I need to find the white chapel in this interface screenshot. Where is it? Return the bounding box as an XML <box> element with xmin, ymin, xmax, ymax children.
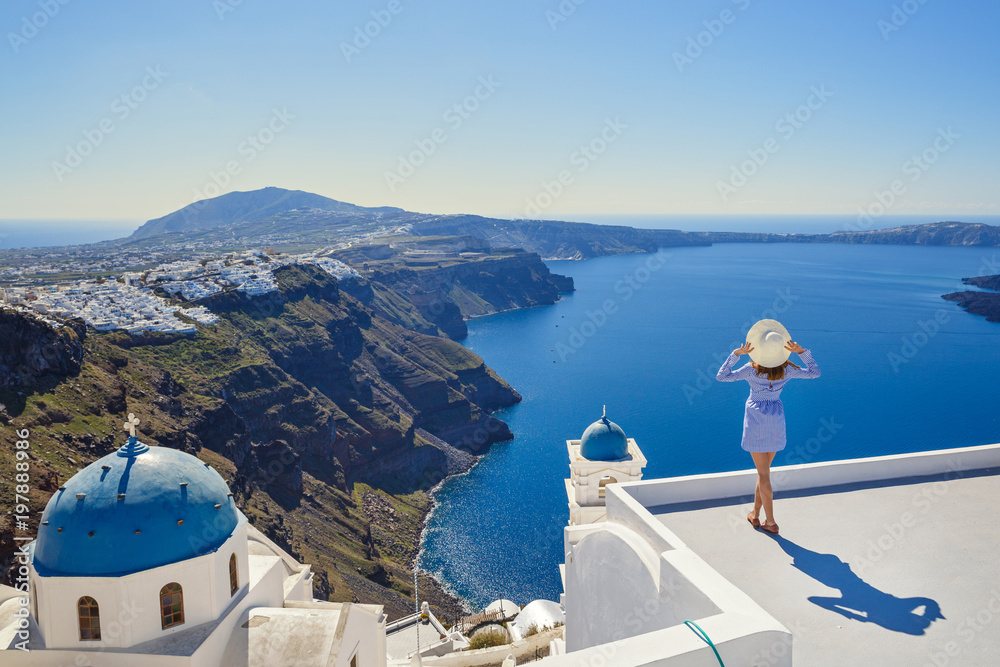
<box><xmin>0</xmin><ymin>415</ymin><xmax>386</xmax><ymax>666</ymax></box>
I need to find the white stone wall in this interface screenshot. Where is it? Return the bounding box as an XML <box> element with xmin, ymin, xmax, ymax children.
<box><xmin>32</xmin><ymin>523</ymin><xmax>249</xmax><ymax>649</ymax></box>
<box><xmin>334</xmin><ymin>604</ymin><xmax>387</xmax><ymax>667</ymax></box>
<box><xmin>197</xmin><ymin>552</ymin><xmax>288</xmax><ymax>667</ymax></box>
<box><xmin>563</xmin><ymin>523</ymin><xmax>719</xmax><ymax>652</ymax></box>
<box><xmin>566</xmin><ymin>438</ymin><xmax>646</xmax><ymax>526</ymax></box>
<box><xmin>7</xmin><ymin>552</ymin><xmax>289</xmax><ymax>667</ymax></box>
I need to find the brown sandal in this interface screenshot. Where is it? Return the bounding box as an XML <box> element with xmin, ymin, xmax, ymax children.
<box><xmin>761</xmin><ymin>521</ymin><xmax>779</xmax><ymax>534</ymax></box>
<box><xmin>747</xmin><ymin>513</ymin><xmax>761</xmax><ymax>529</ymax></box>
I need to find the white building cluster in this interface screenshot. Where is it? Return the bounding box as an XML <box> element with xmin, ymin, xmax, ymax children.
<box><xmin>0</xmin><ymin>249</ymin><xmax>360</xmax><ymax>335</ymax></box>
<box><xmin>161</xmin><ymin>279</ymin><xmax>223</xmax><ymax>302</ymax></box>
<box><xmin>220</xmin><ymin>261</ymin><xmax>278</xmax><ymax>296</ymax></box>
<box><xmin>295</xmin><ymin>255</ymin><xmax>361</xmax><ymax>281</ymax></box>
<box><xmin>144</xmin><ymin>249</ymin><xmax>360</xmax><ymax>299</ymax></box>
<box><xmin>16</xmin><ymin>282</ymin><xmax>218</xmax><ymax>334</ymax></box>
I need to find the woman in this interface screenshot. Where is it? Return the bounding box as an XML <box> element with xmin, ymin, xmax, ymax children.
<box><xmin>716</xmin><ymin>319</ymin><xmax>820</xmax><ymax>534</ymax></box>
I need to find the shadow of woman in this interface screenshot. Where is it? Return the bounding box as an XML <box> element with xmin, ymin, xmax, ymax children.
<box><xmin>769</xmin><ymin>534</ymin><xmax>944</xmax><ymax>635</ymax></box>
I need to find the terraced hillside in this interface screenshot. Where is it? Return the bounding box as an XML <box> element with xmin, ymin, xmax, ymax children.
<box><xmin>0</xmin><ymin>256</ymin><xmax>572</xmax><ymax>620</ymax></box>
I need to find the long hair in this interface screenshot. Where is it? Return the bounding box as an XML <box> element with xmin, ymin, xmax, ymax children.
<box><xmin>753</xmin><ymin>360</ymin><xmax>800</xmax><ymax>382</ymax></box>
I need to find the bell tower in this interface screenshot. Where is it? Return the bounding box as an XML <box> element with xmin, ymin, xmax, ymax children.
<box><xmin>565</xmin><ymin>407</ymin><xmax>646</xmax><ymax>526</ymax></box>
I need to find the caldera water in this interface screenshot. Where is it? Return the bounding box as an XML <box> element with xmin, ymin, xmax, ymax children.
<box><xmin>418</xmin><ymin>243</ymin><xmax>1000</xmax><ymax>609</ymax></box>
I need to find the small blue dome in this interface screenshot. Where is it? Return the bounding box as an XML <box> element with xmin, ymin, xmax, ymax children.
<box><xmin>580</xmin><ymin>414</ymin><xmax>629</xmax><ymax>461</ymax></box>
<box><xmin>34</xmin><ymin>440</ymin><xmax>242</xmax><ymax>577</ymax></box>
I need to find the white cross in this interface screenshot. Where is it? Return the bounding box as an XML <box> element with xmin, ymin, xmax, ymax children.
<box><xmin>124</xmin><ymin>413</ymin><xmax>140</xmax><ymax>439</ymax></box>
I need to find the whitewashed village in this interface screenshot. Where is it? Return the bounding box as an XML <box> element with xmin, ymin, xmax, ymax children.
<box><xmin>0</xmin><ymin>249</ymin><xmax>360</xmax><ymax>335</ymax></box>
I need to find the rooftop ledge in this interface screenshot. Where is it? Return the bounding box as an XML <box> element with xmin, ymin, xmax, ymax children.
<box><xmin>579</xmin><ymin>443</ymin><xmax>1000</xmax><ymax>666</ymax></box>
<box><xmin>617</xmin><ymin>443</ymin><xmax>1000</xmax><ymax>512</ymax></box>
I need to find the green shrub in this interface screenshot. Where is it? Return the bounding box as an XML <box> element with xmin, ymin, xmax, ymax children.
<box><xmin>468</xmin><ymin>630</ymin><xmax>508</xmax><ymax>650</ymax></box>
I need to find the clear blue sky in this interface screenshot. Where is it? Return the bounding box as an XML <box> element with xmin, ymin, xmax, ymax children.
<box><xmin>1</xmin><ymin>0</ymin><xmax>997</xmax><ymax>224</ymax></box>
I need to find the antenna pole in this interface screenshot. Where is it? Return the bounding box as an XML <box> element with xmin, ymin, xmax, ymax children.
<box><xmin>414</xmin><ymin>569</ymin><xmax>422</xmax><ymax>666</ymax></box>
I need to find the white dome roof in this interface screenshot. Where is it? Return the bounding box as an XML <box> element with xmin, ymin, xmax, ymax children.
<box><xmin>509</xmin><ymin>599</ymin><xmax>564</xmax><ymax>642</ymax></box>
<box><xmin>484</xmin><ymin>599</ymin><xmax>520</xmax><ymax>620</ymax></box>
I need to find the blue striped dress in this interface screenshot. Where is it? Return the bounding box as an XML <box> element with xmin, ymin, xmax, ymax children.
<box><xmin>716</xmin><ymin>350</ymin><xmax>821</xmax><ymax>453</ymax></box>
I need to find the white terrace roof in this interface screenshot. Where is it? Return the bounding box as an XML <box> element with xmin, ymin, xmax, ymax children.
<box><xmin>622</xmin><ymin>444</ymin><xmax>1000</xmax><ymax>666</ymax></box>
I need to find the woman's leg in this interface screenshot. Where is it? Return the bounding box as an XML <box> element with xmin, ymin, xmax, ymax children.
<box><xmin>751</xmin><ymin>452</ymin><xmax>776</xmax><ymax>525</ymax></box>
<box><xmin>752</xmin><ymin>477</ymin><xmax>763</xmax><ymax>520</ymax></box>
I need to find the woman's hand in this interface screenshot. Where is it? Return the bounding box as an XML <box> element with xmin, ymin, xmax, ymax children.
<box><xmin>785</xmin><ymin>340</ymin><xmax>805</xmax><ymax>354</ymax></box>
<box><xmin>734</xmin><ymin>341</ymin><xmax>754</xmax><ymax>356</ymax></box>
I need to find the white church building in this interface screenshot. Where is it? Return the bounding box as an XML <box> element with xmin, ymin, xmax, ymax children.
<box><xmin>0</xmin><ymin>417</ymin><xmax>386</xmax><ymax>666</ymax></box>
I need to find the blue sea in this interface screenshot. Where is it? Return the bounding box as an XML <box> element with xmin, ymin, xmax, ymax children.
<box><xmin>418</xmin><ymin>243</ymin><xmax>1000</xmax><ymax>609</ymax></box>
<box><xmin>0</xmin><ymin>220</ymin><xmax>138</xmax><ymax>249</ymax></box>
<box><xmin>557</xmin><ymin>214</ymin><xmax>1000</xmax><ymax>234</ymax></box>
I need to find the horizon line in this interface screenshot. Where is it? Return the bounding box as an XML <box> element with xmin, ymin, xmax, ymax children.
<box><xmin>4</xmin><ymin>212</ymin><xmax>1000</xmax><ymax>224</ymax></box>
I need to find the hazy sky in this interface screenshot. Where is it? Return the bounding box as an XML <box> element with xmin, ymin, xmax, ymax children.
<box><xmin>1</xmin><ymin>0</ymin><xmax>997</xmax><ymax>223</ymax></box>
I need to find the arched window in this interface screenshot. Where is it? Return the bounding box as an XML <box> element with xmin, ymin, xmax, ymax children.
<box><xmin>159</xmin><ymin>583</ymin><xmax>184</xmax><ymax>629</ymax></box>
<box><xmin>78</xmin><ymin>596</ymin><xmax>101</xmax><ymax>641</ymax></box>
<box><xmin>229</xmin><ymin>553</ymin><xmax>239</xmax><ymax>596</ymax></box>
<box><xmin>598</xmin><ymin>476</ymin><xmax>619</xmax><ymax>499</ymax></box>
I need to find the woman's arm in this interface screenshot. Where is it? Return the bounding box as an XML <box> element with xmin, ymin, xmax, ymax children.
<box><xmin>785</xmin><ymin>348</ymin><xmax>821</xmax><ymax>379</ymax></box>
<box><xmin>716</xmin><ymin>344</ymin><xmax>754</xmax><ymax>382</ymax></box>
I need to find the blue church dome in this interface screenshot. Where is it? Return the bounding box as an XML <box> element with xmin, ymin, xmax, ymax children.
<box><xmin>33</xmin><ymin>438</ymin><xmax>243</xmax><ymax>577</ymax></box>
<box><xmin>580</xmin><ymin>410</ymin><xmax>629</xmax><ymax>461</ymax></box>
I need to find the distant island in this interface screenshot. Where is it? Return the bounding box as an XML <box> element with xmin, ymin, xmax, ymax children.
<box><xmin>413</xmin><ymin>217</ymin><xmax>1000</xmax><ymax>259</ymax></box>
<box><xmin>131</xmin><ymin>186</ymin><xmax>404</xmax><ymax>239</ymax></box>
<box><xmin>942</xmin><ymin>275</ymin><xmax>1000</xmax><ymax>323</ymax></box>
<box><xmin>126</xmin><ymin>188</ymin><xmax>1000</xmax><ymax>261</ymax></box>
<box><xmin>3</xmin><ymin>188</ymin><xmax>999</xmax><ymax>283</ymax></box>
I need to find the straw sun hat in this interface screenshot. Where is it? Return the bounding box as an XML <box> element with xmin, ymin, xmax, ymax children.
<box><xmin>745</xmin><ymin>319</ymin><xmax>792</xmax><ymax>368</ymax></box>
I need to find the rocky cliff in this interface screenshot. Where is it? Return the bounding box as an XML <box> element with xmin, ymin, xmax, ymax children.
<box><xmin>410</xmin><ymin>215</ymin><xmax>711</xmax><ymax>259</ymax></box>
<box><xmin>699</xmin><ymin>221</ymin><xmax>1000</xmax><ymax>247</ymax></box>
<box><xmin>962</xmin><ymin>274</ymin><xmax>1000</xmax><ymax>291</ymax></box>
<box><xmin>336</xmin><ymin>245</ymin><xmax>574</xmax><ymax>340</ymax></box>
<box><xmin>0</xmin><ymin>310</ymin><xmax>86</xmax><ymax>390</ymax></box>
<box><xmin>942</xmin><ymin>274</ymin><xmax>1000</xmax><ymax>323</ymax></box>
<box><xmin>0</xmin><ymin>259</ymin><xmax>571</xmax><ymax>620</ymax></box>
